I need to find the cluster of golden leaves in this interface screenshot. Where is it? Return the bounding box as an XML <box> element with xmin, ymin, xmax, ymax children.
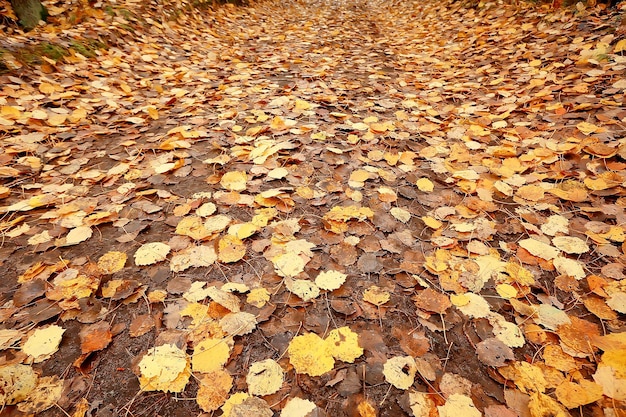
<box><xmin>1</xmin><ymin>0</ymin><xmax>626</xmax><ymax>415</ymax></box>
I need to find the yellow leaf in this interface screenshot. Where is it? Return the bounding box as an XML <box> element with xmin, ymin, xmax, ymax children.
<box><xmin>138</xmin><ymin>344</ymin><xmax>190</xmax><ymax>392</ymax></box>
<box><xmin>421</xmin><ymin>216</ymin><xmax>443</xmax><ymax>229</ymax></box>
<box><xmin>246</xmin><ymin>359</ymin><xmax>284</xmax><ymax>396</ymax></box>
<box><xmin>295</xmin><ymin>99</ymin><xmax>312</xmax><ymax>110</ymax></box>
<box><xmin>496</xmin><ymin>284</ymin><xmax>518</xmax><ymax>299</ymax></box>
<box><xmin>204</xmin><ymin>214</ymin><xmax>232</xmax><ymax>233</ymax></box>
<box><xmin>288</xmin><ymin>333</ymin><xmax>335</xmax><ymax>376</ymax></box>
<box><xmin>552</xmin><ymin>236</ymin><xmax>589</xmax><ymax>254</ymax></box>
<box><xmin>437</xmin><ymin>394</ymin><xmax>481</xmax><ymax>417</ymax></box>
<box><xmin>267</xmin><ymin>167</ymin><xmax>289</xmax><ymax>179</ymax></box>
<box><xmin>1</xmin><ymin>105</ymin><xmax>21</xmax><ymax>119</ymax></box>
<box><xmin>325</xmin><ymin>326</ymin><xmax>363</xmax><ymax>363</ymax></box>
<box><xmin>170</xmin><ymin>245</ymin><xmax>217</xmax><ymax>272</ymax></box>
<box><xmin>16</xmin><ymin>375</ymin><xmax>63</xmax><ymax>414</ymax></box>
<box><xmin>221</xmin><ymin>392</ymin><xmax>251</xmax><ymax>417</ymax></box>
<box><xmin>615</xmin><ymin>39</ymin><xmax>626</xmax><ymax>53</ymax></box>
<box><xmin>196</xmin><ymin>202</ymin><xmax>217</xmax><ymax>217</ymax></box>
<box><xmin>200</xmin><ymin>287</ymin><xmax>237</xmax><ymax>313</ymax></box>
<box><xmin>528</xmin><ymin>392</ymin><xmax>570</xmax><ymax>417</ymax></box>
<box><xmin>416</xmin><ymin>178</ymin><xmax>434</xmax><ymax>192</ymax></box>
<box><xmin>553</xmin><ymin>256</ymin><xmax>586</xmax><ymax>280</ymax></box>
<box><xmin>219</xmin><ymin>312</ymin><xmax>257</xmax><ymax>336</ymax></box>
<box><xmin>228</xmin><ymin>222</ymin><xmax>259</xmax><ymax>239</ymax></box>
<box><xmin>378</xmin><ymin>186</ymin><xmax>397</xmax><ymax>202</ymax></box>
<box><xmin>285</xmin><ymin>277</ymin><xmax>320</xmax><ymax>302</ymax></box>
<box><xmin>147</xmin><ymin>106</ymin><xmax>159</xmax><ymax>120</ymax></box>
<box><xmin>363</xmin><ymin>285</ymin><xmax>390</xmax><ymax>306</ymax></box>
<box><xmin>65</xmin><ymin>226</ymin><xmax>93</xmax><ymax>245</ymax></box>
<box><xmin>518</xmin><ymin>238</ymin><xmax>559</xmax><ymax>260</ymax></box>
<box><xmin>192</xmin><ymin>338</ymin><xmax>232</xmax><ymax>373</ymax></box>
<box><xmin>134</xmin><ymin>242</ymin><xmax>170</xmax><ymax>266</ymax></box>
<box><xmin>47</xmin><ymin>114</ymin><xmax>67</xmax><ymax>126</ymax></box>
<box><xmin>221</xmin><ymin>171</ymin><xmax>247</xmax><ymax>191</ymax></box>
<box><xmin>218</xmin><ymin>235</ymin><xmax>246</xmax><ymax>263</ymax></box>
<box><xmin>383</xmin><ymin>356</ymin><xmax>417</xmax><ymax>389</ymax></box>
<box><xmin>176</xmin><ymin>216</ymin><xmax>212</xmax><ymax>240</ymax></box>
<box><xmin>46</xmin><ymin>269</ymin><xmax>99</xmax><ymax>302</ymax></box>
<box><xmin>197</xmin><ymin>370</ymin><xmax>233</xmax><ymax>412</ymax></box>
<box><xmin>555</xmin><ymin>379</ymin><xmax>603</xmax><ymax>408</ymax></box>
<box><xmin>499</xmin><ymin>361</ymin><xmax>547</xmax><ymax>394</ymax></box>
<box><xmin>348</xmin><ymin>169</ymin><xmax>372</xmax><ymax>188</ymax></box>
<box><xmin>273</xmin><ymin>252</ymin><xmax>306</xmax><ymax>277</ymax></box>
<box><xmin>22</xmin><ymin>325</ymin><xmax>65</xmax><ymax>363</ymax></box>
<box><xmin>454</xmin><ymin>292</ymin><xmax>491</xmax><ymax>318</ymax></box>
<box><xmin>282</xmin><ymin>398</ymin><xmax>318</xmax><ymax>417</ymax></box>
<box><xmin>576</xmin><ymin>121</ymin><xmax>599</xmax><ymax>135</ymax></box>
<box><xmin>247</xmin><ymin>288</ymin><xmax>270</xmax><ymax>307</ymax></box>
<box><xmin>315</xmin><ymin>270</ymin><xmax>347</xmax><ymax>291</ymax></box>
<box><xmin>0</xmin><ymin>364</ymin><xmax>38</xmax><ymax>405</ymax></box>
<box><xmin>147</xmin><ymin>290</ymin><xmax>167</xmax><ymax>303</ymax></box>
<box><xmin>409</xmin><ymin>391</ymin><xmax>436</xmax><ymax>417</ymax></box>
<box><xmin>97</xmin><ymin>251</ymin><xmax>127</xmax><ymax>274</ymax></box>
<box><xmin>390</xmin><ymin>207</ymin><xmax>411</xmax><ymax>223</ymax></box>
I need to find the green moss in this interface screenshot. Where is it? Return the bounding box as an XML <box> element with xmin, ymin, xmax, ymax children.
<box><xmin>38</xmin><ymin>42</ymin><xmax>67</xmax><ymax>60</ymax></box>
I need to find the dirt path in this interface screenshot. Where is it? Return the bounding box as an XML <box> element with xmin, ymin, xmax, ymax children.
<box><xmin>1</xmin><ymin>0</ymin><xmax>626</xmax><ymax>415</ymax></box>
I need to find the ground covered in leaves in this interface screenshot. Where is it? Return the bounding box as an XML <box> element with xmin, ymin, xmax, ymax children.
<box><xmin>1</xmin><ymin>0</ymin><xmax>626</xmax><ymax>415</ymax></box>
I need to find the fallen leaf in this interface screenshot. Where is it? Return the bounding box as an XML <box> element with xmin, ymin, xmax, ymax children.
<box><xmin>246</xmin><ymin>359</ymin><xmax>284</xmax><ymax>396</ymax></box>
<box><xmin>197</xmin><ymin>370</ymin><xmax>233</xmax><ymax>412</ymax></box>
<box><xmin>281</xmin><ymin>397</ymin><xmax>318</xmax><ymax>417</ymax></box>
<box><xmin>363</xmin><ymin>285</ymin><xmax>391</xmax><ymax>306</ymax></box>
<box><xmin>0</xmin><ymin>364</ymin><xmax>38</xmax><ymax>405</ymax></box>
<box><xmin>192</xmin><ymin>337</ymin><xmax>232</xmax><ymax>373</ymax></box>
<box><xmin>138</xmin><ymin>344</ymin><xmax>191</xmax><ymax>392</ymax></box>
<box><xmin>437</xmin><ymin>394</ymin><xmax>481</xmax><ymax>417</ymax></box>
<box><xmin>325</xmin><ymin>326</ymin><xmax>363</xmax><ymax>363</ymax></box>
<box><xmin>22</xmin><ymin>325</ymin><xmax>65</xmax><ymax>363</ymax></box>
<box><xmin>134</xmin><ymin>242</ymin><xmax>170</xmax><ymax>266</ymax></box>
<box><xmin>383</xmin><ymin>356</ymin><xmax>417</xmax><ymax>390</ymax></box>
<box><xmin>288</xmin><ymin>333</ymin><xmax>334</xmax><ymax>376</ymax></box>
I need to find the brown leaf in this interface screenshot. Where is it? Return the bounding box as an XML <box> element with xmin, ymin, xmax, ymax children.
<box><xmin>79</xmin><ymin>321</ymin><xmax>113</xmax><ymax>354</ymax></box>
<box><xmin>413</xmin><ymin>288</ymin><xmax>451</xmax><ymax>314</ymax></box>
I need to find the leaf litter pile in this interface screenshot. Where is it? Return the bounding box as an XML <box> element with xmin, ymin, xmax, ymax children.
<box><xmin>1</xmin><ymin>0</ymin><xmax>626</xmax><ymax>415</ymax></box>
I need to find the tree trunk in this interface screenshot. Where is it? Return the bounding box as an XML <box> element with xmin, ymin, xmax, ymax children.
<box><xmin>10</xmin><ymin>0</ymin><xmax>47</xmax><ymax>31</ymax></box>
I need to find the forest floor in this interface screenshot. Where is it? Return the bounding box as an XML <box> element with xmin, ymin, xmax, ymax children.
<box><xmin>1</xmin><ymin>0</ymin><xmax>626</xmax><ymax>415</ymax></box>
